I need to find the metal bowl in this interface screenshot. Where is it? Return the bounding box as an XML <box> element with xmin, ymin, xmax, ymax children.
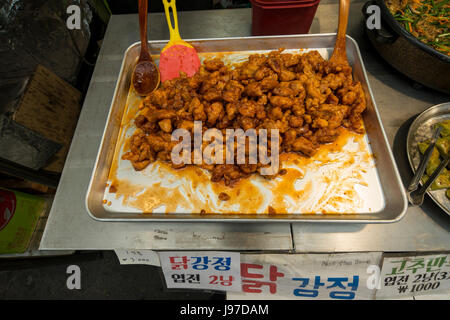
<box><xmin>407</xmin><ymin>102</ymin><xmax>450</xmax><ymax>215</ymax></box>
<box><xmin>363</xmin><ymin>0</ymin><xmax>450</xmax><ymax>94</ymax></box>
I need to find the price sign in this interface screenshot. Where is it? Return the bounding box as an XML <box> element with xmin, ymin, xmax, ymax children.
<box><xmin>376</xmin><ymin>253</ymin><xmax>450</xmax><ymax>299</ymax></box>
<box><xmin>159</xmin><ymin>251</ymin><xmax>241</xmax><ymax>292</ymax></box>
<box><xmin>228</xmin><ymin>252</ymin><xmax>382</xmax><ymax>300</ymax></box>
<box><xmin>114</xmin><ymin>249</ymin><xmax>161</xmax><ymax>266</ymax></box>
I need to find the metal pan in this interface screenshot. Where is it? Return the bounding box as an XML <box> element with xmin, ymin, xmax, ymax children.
<box><xmin>407</xmin><ymin>102</ymin><xmax>450</xmax><ymax>216</ymax></box>
<box><xmin>85</xmin><ymin>33</ymin><xmax>407</xmax><ymax>223</ymax></box>
<box><xmin>363</xmin><ymin>0</ymin><xmax>450</xmax><ymax>94</ymax></box>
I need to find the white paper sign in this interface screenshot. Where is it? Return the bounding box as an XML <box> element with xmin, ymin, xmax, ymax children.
<box><xmin>159</xmin><ymin>251</ymin><xmax>241</xmax><ymax>292</ymax></box>
<box><xmin>114</xmin><ymin>249</ymin><xmax>161</xmax><ymax>266</ymax></box>
<box><xmin>376</xmin><ymin>253</ymin><xmax>450</xmax><ymax>299</ymax></box>
<box><xmin>227</xmin><ymin>252</ymin><xmax>382</xmax><ymax>300</ymax></box>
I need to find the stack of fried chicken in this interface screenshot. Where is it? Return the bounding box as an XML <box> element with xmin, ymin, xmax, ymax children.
<box><xmin>122</xmin><ymin>49</ymin><xmax>366</xmax><ymax>186</ymax></box>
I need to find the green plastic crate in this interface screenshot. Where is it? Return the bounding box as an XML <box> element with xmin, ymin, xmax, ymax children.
<box><xmin>0</xmin><ymin>188</ymin><xmax>46</xmax><ymax>254</ymax></box>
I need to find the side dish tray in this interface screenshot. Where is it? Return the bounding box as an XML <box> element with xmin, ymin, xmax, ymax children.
<box><xmin>86</xmin><ymin>34</ymin><xmax>407</xmax><ymax>223</ymax></box>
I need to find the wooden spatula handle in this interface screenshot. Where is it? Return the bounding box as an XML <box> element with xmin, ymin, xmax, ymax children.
<box><xmin>138</xmin><ymin>0</ymin><xmax>151</xmax><ymax>61</ymax></box>
<box><xmin>331</xmin><ymin>0</ymin><xmax>350</xmax><ymax>63</ymax></box>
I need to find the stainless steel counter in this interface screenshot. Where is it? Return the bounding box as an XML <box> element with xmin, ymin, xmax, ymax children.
<box><xmin>40</xmin><ymin>1</ymin><xmax>450</xmax><ymax>252</ymax></box>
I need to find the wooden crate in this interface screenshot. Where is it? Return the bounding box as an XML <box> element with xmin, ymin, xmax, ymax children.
<box><xmin>13</xmin><ymin>65</ymin><xmax>82</xmax><ymax>173</ymax></box>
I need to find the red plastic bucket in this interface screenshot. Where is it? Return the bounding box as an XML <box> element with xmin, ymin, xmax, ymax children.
<box><xmin>253</xmin><ymin>0</ymin><xmax>317</xmax><ymax>5</ymax></box>
<box><xmin>250</xmin><ymin>0</ymin><xmax>320</xmax><ymax>36</ymax></box>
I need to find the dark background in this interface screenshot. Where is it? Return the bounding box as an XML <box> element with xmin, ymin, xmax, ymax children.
<box><xmin>108</xmin><ymin>0</ymin><xmax>251</xmax><ymax>14</ymax></box>
<box><xmin>0</xmin><ymin>251</ymin><xmax>225</xmax><ymax>299</ymax></box>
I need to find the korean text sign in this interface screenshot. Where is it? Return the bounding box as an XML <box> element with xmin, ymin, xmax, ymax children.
<box><xmin>159</xmin><ymin>251</ymin><xmax>241</xmax><ymax>291</ymax></box>
<box><xmin>377</xmin><ymin>253</ymin><xmax>450</xmax><ymax>299</ymax></box>
<box><xmin>228</xmin><ymin>252</ymin><xmax>382</xmax><ymax>300</ymax></box>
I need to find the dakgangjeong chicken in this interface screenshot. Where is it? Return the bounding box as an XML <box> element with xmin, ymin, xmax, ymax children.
<box><xmin>122</xmin><ymin>49</ymin><xmax>367</xmax><ymax>186</ymax></box>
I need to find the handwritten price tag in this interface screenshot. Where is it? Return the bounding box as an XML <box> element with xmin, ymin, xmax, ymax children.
<box><xmin>114</xmin><ymin>249</ymin><xmax>161</xmax><ymax>266</ymax></box>
<box><xmin>377</xmin><ymin>253</ymin><xmax>450</xmax><ymax>299</ymax></box>
<box><xmin>159</xmin><ymin>251</ymin><xmax>241</xmax><ymax>292</ymax></box>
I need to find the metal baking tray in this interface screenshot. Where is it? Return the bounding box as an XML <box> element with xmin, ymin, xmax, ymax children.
<box><xmin>86</xmin><ymin>34</ymin><xmax>407</xmax><ymax>223</ymax></box>
<box><xmin>407</xmin><ymin>102</ymin><xmax>450</xmax><ymax>216</ymax></box>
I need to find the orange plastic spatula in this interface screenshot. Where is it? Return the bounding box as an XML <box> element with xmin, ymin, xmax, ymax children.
<box><xmin>159</xmin><ymin>0</ymin><xmax>201</xmax><ymax>82</ymax></box>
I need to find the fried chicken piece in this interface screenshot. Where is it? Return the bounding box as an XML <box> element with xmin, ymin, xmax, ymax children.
<box><xmin>273</xmin><ymin>85</ymin><xmax>295</xmax><ymax>97</ymax></box>
<box><xmin>291</xmin><ymin>136</ymin><xmax>317</xmax><ymax>157</ymax></box>
<box><xmin>147</xmin><ymin>90</ymin><xmax>168</xmax><ymax>108</ymax></box>
<box><xmin>141</xmin><ymin>107</ymin><xmax>177</xmax><ymax>124</ymax></box>
<box><xmin>226</xmin><ymin>102</ymin><xmax>238</xmax><ymax>120</ymax></box>
<box><xmin>267</xmin><ymin>56</ymin><xmax>282</xmax><ymax>73</ymax></box>
<box><xmin>260</xmin><ymin>75</ymin><xmax>279</xmax><ymax>90</ymax></box>
<box><xmin>204</xmin><ymin>58</ymin><xmax>224</xmax><ymax>72</ymax></box>
<box><xmin>158</xmin><ymin>119</ymin><xmax>172</xmax><ymax>133</ymax></box>
<box><xmin>238</xmin><ymin>115</ymin><xmax>258</xmax><ymax>131</ymax></box>
<box><xmin>239</xmin><ymin>100</ymin><xmax>257</xmax><ymax>118</ymax></box>
<box><xmin>206</xmin><ymin>102</ymin><xmax>224</xmax><ymax>126</ymax></box>
<box><xmin>289</xmin><ymin>80</ymin><xmax>305</xmax><ymax>96</ymax></box>
<box><xmin>189</xmin><ymin>97</ymin><xmax>207</xmax><ymax>121</ymax></box>
<box><xmin>240</xmin><ymin>61</ymin><xmax>260</xmax><ymax>79</ymax></box>
<box><xmin>289</xmin><ymin>115</ymin><xmax>304</xmax><ymax>128</ymax></box>
<box><xmin>218</xmin><ymin>192</ymin><xmax>231</xmax><ymax>201</ymax></box>
<box><xmin>281</xmin><ymin>53</ymin><xmax>301</xmax><ymax>67</ymax></box>
<box><xmin>178</xmin><ymin>120</ymin><xmax>195</xmax><ymax>132</ymax></box>
<box><xmin>314</xmin><ymin>128</ymin><xmax>339</xmax><ymax>144</ymax></box>
<box><xmin>223</xmin><ymin>80</ymin><xmax>244</xmax><ymax>103</ymax></box>
<box><xmin>245</xmin><ymin>82</ymin><xmax>263</xmax><ymax>97</ymax></box>
<box><xmin>135</xmin><ymin>115</ymin><xmax>158</xmax><ymax>133</ymax></box>
<box><xmin>254</xmin><ymin>67</ymin><xmax>273</xmax><ymax>81</ymax></box>
<box><xmin>283</xmin><ymin>129</ymin><xmax>297</xmax><ymax>148</ymax></box>
<box><xmin>279</xmin><ymin>69</ymin><xmax>296</xmax><ymax>82</ymax></box>
<box><xmin>211</xmin><ymin>164</ymin><xmax>246</xmax><ymax>185</ymax></box>
<box><xmin>203</xmin><ymin>89</ymin><xmax>222</xmax><ymax>102</ymax></box>
<box><xmin>254</xmin><ymin>103</ymin><xmax>267</xmax><ymax>120</ymax></box>
<box><xmin>270</xmin><ymin>96</ymin><xmax>293</xmax><ymax>109</ymax></box>
<box><xmin>239</xmin><ymin>164</ymin><xmax>258</xmax><ymax>174</ymax></box>
<box><xmin>269</xmin><ymin>107</ymin><xmax>283</xmax><ymax>120</ymax></box>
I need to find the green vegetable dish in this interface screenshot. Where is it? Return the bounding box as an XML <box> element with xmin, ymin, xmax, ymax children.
<box><xmin>385</xmin><ymin>0</ymin><xmax>450</xmax><ymax>56</ymax></box>
<box><xmin>418</xmin><ymin>119</ymin><xmax>450</xmax><ymax>196</ymax></box>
